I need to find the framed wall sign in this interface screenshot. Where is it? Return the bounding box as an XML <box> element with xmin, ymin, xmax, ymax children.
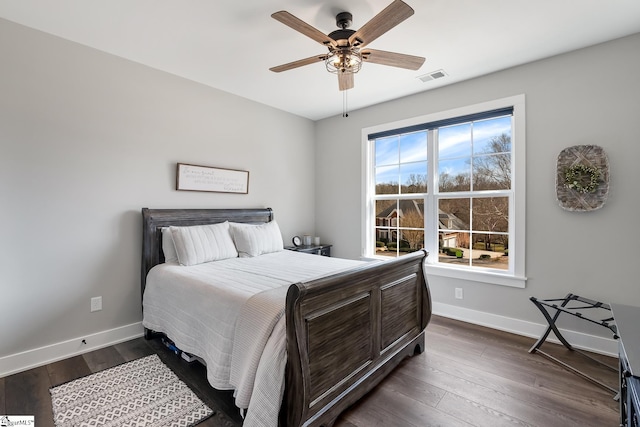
<box><xmin>176</xmin><ymin>163</ymin><xmax>249</xmax><ymax>194</ymax></box>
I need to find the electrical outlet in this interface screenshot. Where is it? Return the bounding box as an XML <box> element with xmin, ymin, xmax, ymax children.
<box><xmin>455</xmin><ymin>288</ymin><xmax>463</xmax><ymax>299</ymax></box>
<box><xmin>91</xmin><ymin>296</ymin><xmax>102</xmax><ymax>312</ymax></box>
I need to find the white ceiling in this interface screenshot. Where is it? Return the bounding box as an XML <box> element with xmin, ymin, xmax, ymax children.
<box><xmin>2</xmin><ymin>1</ymin><xmax>640</xmax><ymax>120</ymax></box>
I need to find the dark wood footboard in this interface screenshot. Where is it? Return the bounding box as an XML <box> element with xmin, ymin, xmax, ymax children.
<box><xmin>284</xmin><ymin>249</ymin><xmax>431</xmax><ymax>427</ymax></box>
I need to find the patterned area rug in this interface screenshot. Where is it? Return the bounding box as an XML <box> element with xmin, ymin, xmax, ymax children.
<box><xmin>50</xmin><ymin>354</ymin><xmax>214</xmax><ymax>427</ymax></box>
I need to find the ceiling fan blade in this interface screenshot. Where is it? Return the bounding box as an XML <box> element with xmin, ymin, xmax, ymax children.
<box><xmin>338</xmin><ymin>72</ymin><xmax>354</xmax><ymax>91</ymax></box>
<box><xmin>348</xmin><ymin>0</ymin><xmax>414</xmax><ymax>48</ymax></box>
<box><xmin>362</xmin><ymin>48</ymin><xmax>425</xmax><ymax>70</ymax></box>
<box><xmin>270</xmin><ymin>54</ymin><xmax>327</xmax><ymax>73</ymax></box>
<box><xmin>272</xmin><ymin>11</ymin><xmax>337</xmax><ymax>47</ymax></box>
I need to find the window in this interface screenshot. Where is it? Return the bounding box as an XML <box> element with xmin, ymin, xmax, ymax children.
<box><xmin>362</xmin><ymin>95</ymin><xmax>526</xmax><ymax>288</ymax></box>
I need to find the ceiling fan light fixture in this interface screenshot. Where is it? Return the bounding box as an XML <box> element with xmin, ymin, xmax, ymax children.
<box><xmin>325</xmin><ymin>49</ymin><xmax>362</xmax><ymax>74</ymax></box>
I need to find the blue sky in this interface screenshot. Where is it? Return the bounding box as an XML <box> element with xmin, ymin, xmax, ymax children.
<box><xmin>375</xmin><ymin>131</ymin><xmax>427</xmax><ymax>189</ymax></box>
<box><xmin>375</xmin><ymin>115</ymin><xmax>511</xmax><ymax>190</ymax></box>
<box><xmin>439</xmin><ymin>116</ymin><xmax>511</xmax><ymax>160</ymax></box>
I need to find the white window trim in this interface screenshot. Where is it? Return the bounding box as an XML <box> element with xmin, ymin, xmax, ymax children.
<box><xmin>361</xmin><ymin>95</ymin><xmax>527</xmax><ymax>288</ymax></box>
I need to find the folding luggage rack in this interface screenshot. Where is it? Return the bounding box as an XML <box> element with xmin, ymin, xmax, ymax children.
<box><xmin>529</xmin><ymin>293</ymin><xmax>619</xmax><ymax>397</ymax></box>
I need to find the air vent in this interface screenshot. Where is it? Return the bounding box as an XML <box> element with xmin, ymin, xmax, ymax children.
<box><xmin>418</xmin><ymin>69</ymin><xmax>447</xmax><ymax>82</ymax></box>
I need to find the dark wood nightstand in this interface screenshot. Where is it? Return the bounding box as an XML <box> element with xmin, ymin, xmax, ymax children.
<box><xmin>284</xmin><ymin>244</ymin><xmax>332</xmax><ymax>257</ymax></box>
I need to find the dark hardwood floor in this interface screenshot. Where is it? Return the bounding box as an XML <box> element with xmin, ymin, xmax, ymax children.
<box><xmin>0</xmin><ymin>316</ymin><xmax>619</xmax><ymax>426</ymax></box>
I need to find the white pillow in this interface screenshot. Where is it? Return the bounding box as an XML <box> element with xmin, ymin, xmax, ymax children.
<box><xmin>161</xmin><ymin>227</ymin><xmax>179</xmax><ymax>263</ymax></box>
<box><xmin>230</xmin><ymin>220</ymin><xmax>284</xmax><ymax>258</ymax></box>
<box><xmin>170</xmin><ymin>222</ymin><xmax>238</xmax><ymax>266</ymax></box>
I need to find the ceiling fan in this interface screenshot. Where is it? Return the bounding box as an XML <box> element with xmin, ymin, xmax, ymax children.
<box><xmin>269</xmin><ymin>0</ymin><xmax>425</xmax><ymax>91</ymax></box>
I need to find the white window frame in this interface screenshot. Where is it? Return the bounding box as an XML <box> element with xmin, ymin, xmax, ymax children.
<box><xmin>361</xmin><ymin>95</ymin><xmax>526</xmax><ymax>288</ymax></box>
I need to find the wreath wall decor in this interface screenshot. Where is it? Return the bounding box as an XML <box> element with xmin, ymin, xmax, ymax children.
<box><xmin>564</xmin><ymin>164</ymin><xmax>601</xmax><ymax>194</ymax></box>
<box><xmin>556</xmin><ymin>145</ymin><xmax>609</xmax><ymax>211</ymax></box>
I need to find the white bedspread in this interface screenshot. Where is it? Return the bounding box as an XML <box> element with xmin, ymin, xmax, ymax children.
<box><xmin>231</xmin><ymin>286</ymin><xmax>289</xmax><ymax>426</ymax></box>
<box><xmin>142</xmin><ymin>250</ymin><xmax>363</xmax><ymax>426</ymax></box>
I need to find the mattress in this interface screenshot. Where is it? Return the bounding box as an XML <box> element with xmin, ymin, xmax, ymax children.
<box><xmin>142</xmin><ymin>250</ymin><xmax>363</xmax><ymax>425</ymax></box>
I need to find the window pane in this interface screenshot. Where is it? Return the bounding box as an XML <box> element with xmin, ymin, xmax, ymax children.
<box><xmin>398</xmin><ymin>199</ymin><xmax>424</xmax><ymax>228</ymax></box>
<box><xmin>438</xmin><ymin>123</ymin><xmax>471</xmax><ymax>159</ymax></box>
<box><xmin>381</xmin><ymin>201</ymin><xmax>399</xmax><ymax>230</ymax></box>
<box><xmin>472</xmin><ymin>117</ymin><xmax>511</xmax><ymax>191</ymax></box>
<box><xmin>438</xmin><ymin>198</ymin><xmax>470</xmax><ymax>231</ymax></box>
<box><xmin>400</xmin><ymin>132</ymin><xmax>427</xmax><ymax>163</ymax></box>
<box><xmin>375</xmin><ymin>136</ymin><xmax>398</xmax><ymax>166</ymax></box>
<box><xmin>374</xmin><ymin>198</ymin><xmax>425</xmax><ymax>258</ymax></box>
<box><xmin>399</xmin><ymin>229</ymin><xmax>424</xmax><ymax>252</ymax></box>
<box><xmin>400</xmin><ymin>162</ymin><xmax>427</xmax><ymax>193</ymax></box>
<box><xmin>439</xmin><ymin>158</ymin><xmax>470</xmax><ymax>192</ymax></box>
<box><xmin>438</xmin><ymin>198</ymin><xmax>470</xmax><ymax>266</ymax></box>
<box><xmin>379</xmin><ymin>231</ymin><xmax>399</xmax><ymax>258</ymax></box>
<box><xmin>473</xmin><ymin>153</ymin><xmax>511</xmax><ymax>190</ymax></box>
<box><xmin>376</xmin><ymin>200</ymin><xmax>397</xmax><ymax>225</ymax></box>
<box><xmin>376</xmin><ymin>240</ymin><xmax>397</xmax><ymax>257</ymax></box>
<box><xmin>471</xmin><ymin>233</ymin><xmax>509</xmax><ymax>270</ymax></box>
<box><xmin>472</xmin><ymin>197</ymin><xmax>509</xmax><ymax>232</ymax></box>
<box><xmin>375</xmin><ymin>165</ymin><xmax>399</xmax><ymax>194</ymax></box>
<box><xmin>375</xmin><ymin>199</ymin><xmax>397</xmax><ymax>257</ymax></box>
<box><xmin>439</xmin><ymin>231</ymin><xmax>470</xmax><ymax>265</ymax></box>
<box><xmin>472</xmin><ymin>116</ymin><xmax>512</xmax><ymax>155</ymax></box>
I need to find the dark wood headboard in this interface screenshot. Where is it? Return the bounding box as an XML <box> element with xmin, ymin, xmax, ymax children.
<box><xmin>140</xmin><ymin>207</ymin><xmax>274</xmax><ymax>297</ymax></box>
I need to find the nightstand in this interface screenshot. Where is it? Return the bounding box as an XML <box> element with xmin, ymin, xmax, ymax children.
<box><xmin>285</xmin><ymin>244</ymin><xmax>332</xmax><ymax>257</ymax></box>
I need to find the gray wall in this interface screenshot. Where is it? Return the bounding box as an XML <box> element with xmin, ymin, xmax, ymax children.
<box><xmin>0</xmin><ymin>19</ymin><xmax>316</xmax><ymax>361</ymax></box>
<box><xmin>2</xmin><ymin>16</ymin><xmax>638</xmax><ymax>370</ymax></box>
<box><xmin>315</xmin><ymin>33</ymin><xmax>640</xmax><ymax>336</ymax></box>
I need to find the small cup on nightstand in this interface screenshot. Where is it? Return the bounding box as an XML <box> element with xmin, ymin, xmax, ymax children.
<box><xmin>313</xmin><ymin>236</ymin><xmax>320</xmax><ymax>245</ymax></box>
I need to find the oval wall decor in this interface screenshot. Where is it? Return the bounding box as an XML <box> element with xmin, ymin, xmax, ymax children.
<box><xmin>556</xmin><ymin>145</ymin><xmax>609</xmax><ymax>211</ymax></box>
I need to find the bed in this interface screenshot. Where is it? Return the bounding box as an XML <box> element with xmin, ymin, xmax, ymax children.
<box><xmin>141</xmin><ymin>207</ymin><xmax>431</xmax><ymax>427</ymax></box>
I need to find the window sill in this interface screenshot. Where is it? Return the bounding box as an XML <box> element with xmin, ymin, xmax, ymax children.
<box><xmin>361</xmin><ymin>254</ymin><xmax>526</xmax><ymax>288</ymax></box>
<box><xmin>425</xmin><ymin>264</ymin><xmax>527</xmax><ymax>288</ymax></box>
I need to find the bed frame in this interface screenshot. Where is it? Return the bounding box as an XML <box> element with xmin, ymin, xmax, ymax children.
<box><xmin>141</xmin><ymin>207</ymin><xmax>431</xmax><ymax>427</ymax></box>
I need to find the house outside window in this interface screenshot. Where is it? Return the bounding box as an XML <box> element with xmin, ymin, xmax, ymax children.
<box><xmin>362</xmin><ymin>95</ymin><xmax>526</xmax><ymax>288</ymax></box>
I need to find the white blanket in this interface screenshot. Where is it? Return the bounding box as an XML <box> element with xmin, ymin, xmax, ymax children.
<box><xmin>231</xmin><ymin>287</ymin><xmax>289</xmax><ymax>427</ymax></box>
<box><xmin>230</xmin><ymin>285</ymin><xmax>288</xmax><ymax>407</ymax></box>
<box><xmin>142</xmin><ymin>250</ymin><xmax>363</xmax><ymax>426</ymax></box>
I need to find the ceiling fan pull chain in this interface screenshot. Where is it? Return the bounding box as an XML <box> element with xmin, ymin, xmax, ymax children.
<box><xmin>343</xmin><ymin>90</ymin><xmax>349</xmax><ymax>118</ymax></box>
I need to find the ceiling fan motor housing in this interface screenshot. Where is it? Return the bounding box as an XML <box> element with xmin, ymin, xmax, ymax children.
<box><xmin>336</xmin><ymin>12</ymin><xmax>352</xmax><ymax>29</ymax></box>
<box><xmin>328</xmin><ymin>28</ymin><xmax>356</xmax><ymax>42</ymax></box>
<box><xmin>329</xmin><ymin>12</ymin><xmax>355</xmax><ymax>43</ymax></box>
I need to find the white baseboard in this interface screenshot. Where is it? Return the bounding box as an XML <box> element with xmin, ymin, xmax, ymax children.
<box><xmin>1</xmin><ymin>305</ymin><xmax>618</xmax><ymax>378</ymax></box>
<box><xmin>432</xmin><ymin>302</ymin><xmax>618</xmax><ymax>357</ymax></box>
<box><xmin>0</xmin><ymin>322</ymin><xmax>144</xmax><ymax>378</ymax></box>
